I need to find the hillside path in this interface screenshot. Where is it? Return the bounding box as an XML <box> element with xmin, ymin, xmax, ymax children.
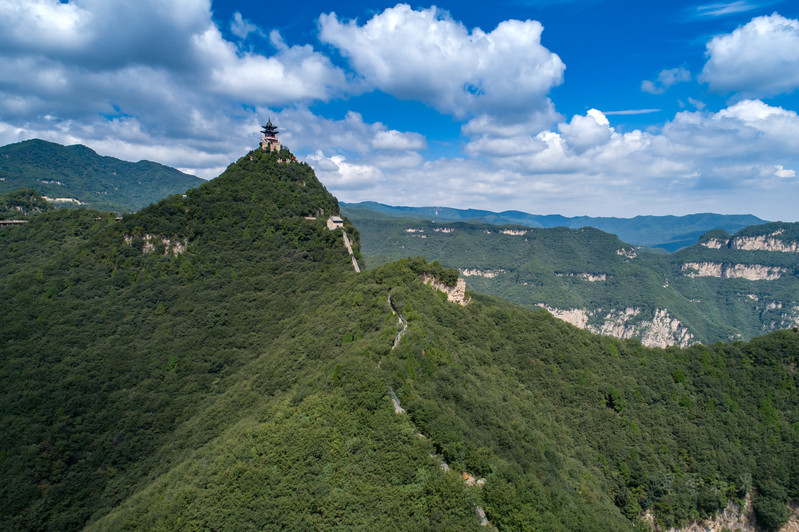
<box><xmin>386</xmin><ymin>384</ymin><xmax>491</xmax><ymax>528</ymax></box>
<box><xmin>387</xmin><ymin>295</ymin><xmax>408</xmax><ymax>350</ymax></box>
<box><xmin>342</xmin><ymin>231</ymin><xmax>360</xmax><ymax>273</ymax></box>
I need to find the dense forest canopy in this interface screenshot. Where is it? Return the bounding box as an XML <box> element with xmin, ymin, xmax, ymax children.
<box><xmin>1</xmin><ymin>147</ymin><xmax>797</xmax><ymax>531</ymax></box>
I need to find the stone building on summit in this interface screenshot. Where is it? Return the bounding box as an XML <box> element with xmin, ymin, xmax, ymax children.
<box><xmin>260</xmin><ymin>119</ymin><xmax>280</xmax><ymax>152</ymax></box>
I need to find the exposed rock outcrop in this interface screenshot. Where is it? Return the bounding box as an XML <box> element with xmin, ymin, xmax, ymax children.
<box><xmin>124</xmin><ymin>234</ymin><xmax>186</xmax><ymax>255</ymax></box>
<box><xmin>422</xmin><ymin>275</ymin><xmax>470</xmax><ymax>305</ymax></box>
<box><xmin>460</xmin><ymin>268</ymin><xmax>506</xmax><ymax>278</ymax></box>
<box><xmin>42</xmin><ymin>196</ymin><xmax>83</xmax><ymax>204</ymax></box>
<box><xmin>387</xmin><ymin>386</ymin><xmax>405</xmax><ymax>415</ymax></box>
<box><xmin>682</xmin><ymin>262</ymin><xmax>787</xmax><ymax>280</ymax></box>
<box><xmin>544</xmin><ymin>307</ymin><xmax>589</xmax><ymax>329</ymax></box>
<box><xmin>542</xmin><ymin>306</ymin><xmax>694</xmax><ymax>348</ymax></box>
<box><xmin>556</xmin><ymin>272</ymin><xmax>608</xmax><ymax>282</ymax></box>
<box><xmin>387</xmin><ymin>295</ymin><xmax>408</xmax><ymax>350</ymax></box>
<box><xmin>731</xmin><ymin>229</ymin><xmax>799</xmax><ymax>253</ymax></box>
<box><xmin>701</xmin><ymin>238</ymin><xmax>726</xmax><ymax>249</ymax></box>
<box><xmin>757</xmin><ymin>302</ymin><xmax>799</xmax><ymax>330</ymax></box>
<box><xmin>643</xmin><ymin>495</ymin><xmax>799</xmax><ymax>532</ymax></box>
<box><xmin>598</xmin><ymin>308</ymin><xmax>694</xmax><ymax>348</ymax></box>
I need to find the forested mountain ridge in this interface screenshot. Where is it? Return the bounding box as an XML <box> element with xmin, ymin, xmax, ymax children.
<box><xmin>0</xmin><ymin>139</ymin><xmax>204</xmax><ymax>212</ymax></box>
<box><xmin>342</xmin><ymin>201</ymin><xmax>767</xmax><ymax>251</ymax></box>
<box><xmin>346</xmin><ymin>211</ymin><xmax>799</xmax><ymax>347</ymax></box>
<box><xmin>1</xmin><ymin>147</ymin><xmax>798</xmax><ymax>531</ymax></box>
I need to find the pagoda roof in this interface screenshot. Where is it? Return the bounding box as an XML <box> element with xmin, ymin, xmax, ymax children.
<box><xmin>261</xmin><ymin>119</ymin><xmax>279</xmax><ymax>137</ymax></box>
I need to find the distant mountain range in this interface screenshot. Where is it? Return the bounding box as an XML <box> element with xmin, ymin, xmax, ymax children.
<box><xmin>342</xmin><ymin>201</ymin><xmax>768</xmax><ymax>251</ymax></box>
<box><xmin>345</xmin><ymin>208</ymin><xmax>799</xmax><ymax>347</ymax></box>
<box><xmin>0</xmin><ymin>139</ymin><xmax>204</xmax><ymax>212</ymax></box>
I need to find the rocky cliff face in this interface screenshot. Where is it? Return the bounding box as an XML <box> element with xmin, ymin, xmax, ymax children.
<box><xmin>543</xmin><ymin>307</ymin><xmax>590</xmax><ymax>329</ymax></box>
<box><xmin>682</xmin><ymin>262</ymin><xmax>787</xmax><ymax>280</ymax></box>
<box><xmin>460</xmin><ymin>268</ymin><xmax>506</xmax><ymax>278</ymax></box>
<box><xmin>701</xmin><ymin>238</ymin><xmax>726</xmax><ymax>249</ymax></box>
<box><xmin>731</xmin><ymin>229</ymin><xmax>799</xmax><ymax>253</ymax></box>
<box><xmin>701</xmin><ymin>228</ymin><xmax>799</xmax><ymax>253</ymax></box>
<box><xmin>644</xmin><ymin>495</ymin><xmax>799</xmax><ymax>532</ymax></box>
<box><xmin>543</xmin><ymin>306</ymin><xmax>694</xmax><ymax>348</ymax></box>
<box><xmin>422</xmin><ymin>275</ymin><xmax>470</xmax><ymax>306</ymax></box>
<box><xmin>562</xmin><ymin>272</ymin><xmax>608</xmax><ymax>282</ymax></box>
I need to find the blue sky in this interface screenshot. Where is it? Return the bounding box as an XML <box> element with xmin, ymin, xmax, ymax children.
<box><xmin>1</xmin><ymin>0</ymin><xmax>798</xmax><ymax>219</ymax></box>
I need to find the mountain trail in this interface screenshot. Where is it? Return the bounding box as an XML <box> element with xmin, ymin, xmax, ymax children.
<box><xmin>387</xmin><ymin>295</ymin><xmax>408</xmax><ymax>350</ymax></box>
<box><xmin>386</xmin><ymin>384</ymin><xmax>491</xmax><ymax>528</ymax></box>
<box><xmin>387</xmin><ymin>386</ymin><xmax>406</xmax><ymax>415</ymax></box>
<box><xmin>342</xmin><ymin>231</ymin><xmax>360</xmax><ymax>273</ymax></box>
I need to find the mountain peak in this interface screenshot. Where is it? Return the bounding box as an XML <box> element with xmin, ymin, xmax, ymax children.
<box><xmin>0</xmin><ymin>138</ymin><xmax>203</xmax><ymax>212</ymax></box>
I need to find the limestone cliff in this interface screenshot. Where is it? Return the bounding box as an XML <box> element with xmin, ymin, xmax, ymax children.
<box><xmin>644</xmin><ymin>495</ymin><xmax>799</xmax><ymax>532</ymax></box>
<box><xmin>555</xmin><ymin>272</ymin><xmax>609</xmax><ymax>282</ymax></box>
<box><xmin>731</xmin><ymin>229</ymin><xmax>799</xmax><ymax>253</ymax></box>
<box><xmin>542</xmin><ymin>306</ymin><xmax>694</xmax><ymax>348</ymax></box>
<box><xmin>422</xmin><ymin>275</ymin><xmax>470</xmax><ymax>305</ymax></box>
<box><xmin>460</xmin><ymin>268</ymin><xmax>506</xmax><ymax>278</ymax></box>
<box><xmin>700</xmin><ymin>228</ymin><xmax>799</xmax><ymax>253</ymax></box>
<box><xmin>682</xmin><ymin>262</ymin><xmax>787</xmax><ymax>280</ymax></box>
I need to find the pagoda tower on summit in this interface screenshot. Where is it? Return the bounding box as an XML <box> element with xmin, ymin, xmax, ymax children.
<box><xmin>260</xmin><ymin>119</ymin><xmax>281</xmax><ymax>152</ymax></box>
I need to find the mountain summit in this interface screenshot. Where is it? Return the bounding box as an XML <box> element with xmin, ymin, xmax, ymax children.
<box><xmin>1</xmin><ymin>147</ymin><xmax>797</xmax><ymax>531</ymax></box>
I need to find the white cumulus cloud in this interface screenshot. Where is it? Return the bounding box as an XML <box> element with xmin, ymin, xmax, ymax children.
<box><xmin>318</xmin><ymin>4</ymin><xmax>564</xmax><ymax>120</ymax></box>
<box><xmin>448</xmin><ymin>100</ymin><xmax>799</xmax><ymax>218</ymax></box>
<box><xmin>557</xmin><ymin>109</ymin><xmax>613</xmax><ymax>153</ymax></box>
<box><xmin>0</xmin><ymin>0</ymin><xmax>352</xmax><ymax>177</ymax></box>
<box><xmin>701</xmin><ymin>13</ymin><xmax>799</xmax><ymax>97</ymax></box>
<box><xmin>270</xmin><ymin>108</ymin><xmax>427</xmax><ymax>159</ymax></box>
<box><xmin>305</xmin><ymin>152</ymin><xmax>383</xmax><ymax>190</ymax></box>
<box><xmin>773</xmin><ymin>165</ymin><xmax>796</xmax><ymax>178</ymax></box>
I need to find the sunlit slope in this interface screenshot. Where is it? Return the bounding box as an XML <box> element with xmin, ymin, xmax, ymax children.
<box><xmin>1</xmin><ymin>148</ymin><xmax>797</xmax><ymax>531</ymax></box>
<box><xmin>91</xmin><ymin>259</ymin><xmax>799</xmax><ymax>531</ymax></box>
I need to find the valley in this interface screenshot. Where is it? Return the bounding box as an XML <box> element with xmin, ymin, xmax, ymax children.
<box><xmin>342</xmin><ymin>201</ymin><xmax>768</xmax><ymax>252</ymax></box>
<box><xmin>344</xmin><ymin>208</ymin><xmax>799</xmax><ymax>347</ymax></box>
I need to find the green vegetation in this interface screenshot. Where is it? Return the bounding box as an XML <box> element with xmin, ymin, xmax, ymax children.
<box><xmin>0</xmin><ymin>188</ymin><xmax>52</xmax><ymax>219</ymax></box>
<box><xmin>0</xmin><ymin>139</ymin><xmax>203</xmax><ymax>212</ymax></box>
<box><xmin>345</xmin><ymin>212</ymin><xmax>799</xmax><ymax>345</ymax></box>
<box><xmin>1</xmin><ymin>148</ymin><xmax>797</xmax><ymax>530</ymax></box>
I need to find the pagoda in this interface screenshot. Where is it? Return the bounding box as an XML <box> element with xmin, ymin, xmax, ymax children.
<box><xmin>260</xmin><ymin>119</ymin><xmax>281</xmax><ymax>152</ymax></box>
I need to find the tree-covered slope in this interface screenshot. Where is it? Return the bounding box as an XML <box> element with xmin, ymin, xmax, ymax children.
<box><xmin>0</xmin><ymin>139</ymin><xmax>203</xmax><ymax>212</ymax></box>
<box><xmin>1</xmin><ymin>148</ymin><xmax>798</xmax><ymax>531</ymax></box>
<box><xmin>342</xmin><ymin>202</ymin><xmax>767</xmax><ymax>251</ymax></box>
<box><xmin>346</xmin><ymin>212</ymin><xmax>799</xmax><ymax>346</ymax></box>
<box><xmin>0</xmin><ymin>188</ymin><xmax>53</xmax><ymax>219</ymax></box>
